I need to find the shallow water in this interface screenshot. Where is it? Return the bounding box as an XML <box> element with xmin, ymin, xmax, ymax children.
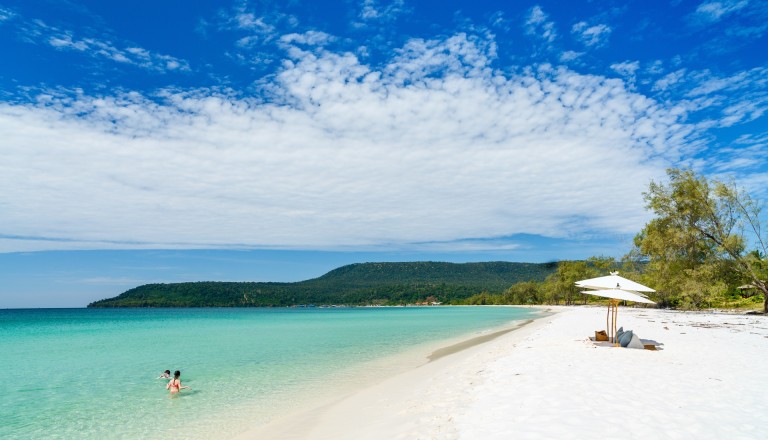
<box><xmin>0</xmin><ymin>306</ymin><xmax>542</xmax><ymax>439</ymax></box>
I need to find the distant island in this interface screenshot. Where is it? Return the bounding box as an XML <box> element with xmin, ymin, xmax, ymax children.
<box><xmin>87</xmin><ymin>261</ymin><xmax>557</xmax><ymax>307</ymax></box>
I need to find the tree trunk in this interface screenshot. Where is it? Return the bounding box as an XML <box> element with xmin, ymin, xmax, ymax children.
<box><xmin>764</xmin><ymin>290</ymin><xmax>768</xmax><ymax>314</ymax></box>
<box><xmin>754</xmin><ymin>284</ymin><xmax>768</xmax><ymax>313</ymax></box>
<box><xmin>754</xmin><ymin>284</ymin><xmax>768</xmax><ymax>314</ymax></box>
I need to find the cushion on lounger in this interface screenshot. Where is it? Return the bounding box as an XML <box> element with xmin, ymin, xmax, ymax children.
<box><xmin>616</xmin><ymin>327</ymin><xmax>625</xmax><ymax>340</ymax></box>
<box><xmin>619</xmin><ymin>330</ymin><xmax>633</xmax><ymax>347</ymax></box>
<box><xmin>626</xmin><ymin>333</ymin><xmax>645</xmax><ymax>349</ymax></box>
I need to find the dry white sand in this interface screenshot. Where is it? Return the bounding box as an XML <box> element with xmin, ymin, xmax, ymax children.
<box><xmin>238</xmin><ymin>306</ymin><xmax>767</xmax><ymax>440</ymax></box>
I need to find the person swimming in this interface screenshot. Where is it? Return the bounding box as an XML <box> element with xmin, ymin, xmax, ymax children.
<box><xmin>158</xmin><ymin>370</ymin><xmax>171</xmax><ymax>379</ymax></box>
<box><xmin>166</xmin><ymin>370</ymin><xmax>190</xmax><ymax>396</ymax></box>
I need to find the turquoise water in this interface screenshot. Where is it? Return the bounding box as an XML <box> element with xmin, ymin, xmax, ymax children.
<box><xmin>1</xmin><ymin>306</ymin><xmax>542</xmax><ymax>439</ymax></box>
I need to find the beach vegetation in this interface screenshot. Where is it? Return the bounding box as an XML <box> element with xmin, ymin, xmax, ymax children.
<box><xmin>462</xmin><ymin>257</ymin><xmax>625</xmax><ymax>306</ymax></box>
<box><xmin>501</xmin><ymin>281</ymin><xmax>541</xmax><ymax>304</ymax></box>
<box><xmin>631</xmin><ymin>168</ymin><xmax>768</xmax><ymax>312</ymax></box>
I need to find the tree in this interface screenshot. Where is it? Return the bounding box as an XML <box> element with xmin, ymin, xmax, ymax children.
<box><xmin>502</xmin><ymin>281</ymin><xmax>541</xmax><ymax>304</ymax></box>
<box><xmin>543</xmin><ymin>260</ymin><xmax>591</xmax><ymax>305</ymax></box>
<box><xmin>633</xmin><ymin>168</ymin><xmax>768</xmax><ymax>312</ymax></box>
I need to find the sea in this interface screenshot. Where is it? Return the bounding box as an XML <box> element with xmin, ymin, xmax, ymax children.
<box><xmin>0</xmin><ymin>306</ymin><xmax>543</xmax><ymax>439</ymax></box>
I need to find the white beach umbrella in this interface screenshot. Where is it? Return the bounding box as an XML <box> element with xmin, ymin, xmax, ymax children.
<box><xmin>575</xmin><ymin>272</ymin><xmax>655</xmax><ymax>293</ymax></box>
<box><xmin>576</xmin><ymin>272</ymin><xmax>657</xmax><ymax>346</ymax></box>
<box><xmin>580</xmin><ymin>289</ymin><xmax>657</xmax><ymax>305</ymax></box>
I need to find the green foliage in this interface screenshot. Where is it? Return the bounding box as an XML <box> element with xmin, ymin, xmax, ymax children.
<box><xmin>502</xmin><ymin>281</ymin><xmax>541</xmax><ymax>304</ymax></box>
<box><xmin>88</xmin><ymin>261</ymin><xmax>558</xmax><ymax>308</ymax></box>
<box><xmin>632</xmin><ymin>168</ymin><xmax>768</xmax><ymax>311</ymax></box>
<box><xmin>545</xmin><ymin>260</ymin><xmax>588</xmax><ymax>305</ymax></box>
<box><xmin>460</xmin><ymin>258</ymin><xmax>639</xmax><ymax>307</ymax></box>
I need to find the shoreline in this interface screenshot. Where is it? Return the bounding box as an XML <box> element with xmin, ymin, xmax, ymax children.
<box><xmin>427</xmin><ymin>318</ymin><xmax>535</xmax><ymax>362</ymax></box>
<box><xmin>234</xmin><ymin>307</ymin><xmax>556</xmax><ymax>440</ymax></box>
<box><xmin>235</xmin><ymin>305</ymin><xmax>767</xmax><ymax>440</ymax></box>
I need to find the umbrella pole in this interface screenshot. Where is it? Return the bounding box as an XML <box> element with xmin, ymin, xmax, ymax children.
<box><xmin>606</xmin><ymin>302</ymin><xmax>610</xmax><ymax>341</ymax></box>
<box><xmin>612</xmin><ymin>300</ymin><xmax>619</xmax><ymax>347</ymax></box>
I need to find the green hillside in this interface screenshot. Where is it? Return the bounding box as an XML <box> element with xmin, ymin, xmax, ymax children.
<box><xmin>87</xmin><ymin>261</ymin><xmax>557</xmax><ymax>307</ymax></box>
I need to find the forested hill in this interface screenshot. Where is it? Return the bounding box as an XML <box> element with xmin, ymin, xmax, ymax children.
<box><xmin>87</xmin><ymin>261</ymin><xmax>557</xmax><ymax>308</ymax></box>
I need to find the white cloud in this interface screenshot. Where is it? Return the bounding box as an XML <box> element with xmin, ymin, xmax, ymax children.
<box><xmin>489</xmin><ymin>11</ymin><xmax>510</xmax><ymax>32</ymax></box>
<box><xmin>686</xmin><ymin>67</ymin><xmax>768</xmax><ymax>96</ymax></box>
<box><xmin>23</xmin><ymin>20</ymin><xmax>190</xmax><ymax>73</ymax></box>
<box><xmin>685</xmin><ymin>1</ymin><xmax>768</xmax><ymax>52</ymax></box>
<box><xmin>611</xmin><ymin>61</ymin><xmax>639</xmax><ymax>76</ymax></box>
<box><xmin>235</xmin><ymin>12</ymin><xmax>273</xmax><ymax>31</ymax></box>
<box><xmin>216</xmin><ymin>2</ymin><xmax>300</xmax><ymax>62</ymax></box>
<box><xmin>572</xmin><ymin>22</ymin><xmax>612</xmax><ymax>47</ymax></box>
<box><xmin>693</xmin><ymin>0</ymin><xmax>749</xmax><ymax>24</ymax></box>
<box><xmin>0</xmin><ymin>34</ymin><xmax>696</xmax><ymax>253</ymax></box>
<box><xmin>559</xmin><ymin>50</ymin><xmax>583</xmax><ymax>62</ymax></box>
<box><xmin>525</xmin><ymin>6</ymin><xmax>557</xmax><ymax>43</ymax></box>
<box><xmin>645</xmin><ymin>60</ymin><xmax>665</xmax><ymax>76</ymax></box>
<box><xmin>653</xmin><ymin>69</ymin><xmax>687</xmax><ymax>91</ymax></box>
<box><xmin>707</xmin><ymin>133</ymin><xmax>768</xmax><ymax>199</ymax></box>
<box><xmin>359</xmin><ymin>0</ymin><xmax>407</xmax><ymax>22</ymax></box>
<box><xmin>644</xmin><ymin>65</ymin><xmax>768</xmax><ymax>192</ymax></box>
<box><xmin>720</xmin><ymin>99</ymin><xmax>767</xmax><ymax>126</ymax></box>
<box><xmin>381</xmin><ymin>33</ymin><xmax>496</xmax><ymax>82</ymax></box>
<box><xmin>280</xmin><ymin>31</ymin><xmax>335</xmax><ymax>46</ymax></box>
<box><xmin>676</xmin><ymin>67</ymin><xmax>768</xmax><ymax>127</ymax></box>
<box><xmin>0</xmin><ymin>7</ymin><xmax>16</xmax><ymax>22</ymax></box>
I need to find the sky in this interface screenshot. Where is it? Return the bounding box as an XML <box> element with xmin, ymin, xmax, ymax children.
<box><xmin>1</xmin><ymin>0</ymin><xmax>767</xmax><ymax>308</ymax></box>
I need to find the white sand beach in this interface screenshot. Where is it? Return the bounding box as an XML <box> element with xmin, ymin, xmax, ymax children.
<box><xmin>239</xmin><ymin>306</ymin><xmax>767</xmax><ymax>440</ymax></box>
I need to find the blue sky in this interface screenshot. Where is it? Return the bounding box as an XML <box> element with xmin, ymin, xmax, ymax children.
<box><xmin>1</xmin><ymin>0</ymin><xmax>767</xmax><ymax>307</ymax></box>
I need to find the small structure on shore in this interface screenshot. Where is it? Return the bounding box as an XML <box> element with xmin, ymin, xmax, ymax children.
<box><xmin>737</xmin><ymin>283</ymin><xmax>759</xmax><ymax>298</ymax></box>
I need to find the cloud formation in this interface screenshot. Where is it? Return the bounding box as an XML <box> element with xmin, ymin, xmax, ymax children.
<box><xmin>0</xmin><ymin>33</ymin><xmax>695</xmax><ymax>252</ymax></box>
<box><xmin>651</xmin><ymin>66</ymin><xmax>768</xmax><ymax>129</ymax></box>
<box><xmin>572</xmin><ymin>22</ymin><xmax>612</xmax><ymax>47</ymax></box>
<box><xmin>0</xmin><ymin>7</ymin><xmax>14</xmax><ymax>22</ymax></box>
<box><xmin>692</xmin><ymin>0</ymin><xmax>749</xmax><ymax>24</ymax></box>
<box><xmin>686</xmin><ymin>0</ymin><xmax>768</xmax><ymax>50</ymax></box>
<box><xmin>358</xmin><ymin>0</ymin><xmax>408</xmax><ymax>22</ymax></box>
<box><xmin>15</xmin><ymin>18</ymin><xmax>190</xmax><ymax>73</ymax></box>
<box><xmin>525</xmin><ymin>6</ymin><xmax>557</xmax><ymax>43</ymax></box>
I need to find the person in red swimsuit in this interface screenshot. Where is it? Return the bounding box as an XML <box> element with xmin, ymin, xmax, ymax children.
<box><xmin>166</xmin><ymin>370</ymin><xmax>190</xmax><ymax>397</ymax></box>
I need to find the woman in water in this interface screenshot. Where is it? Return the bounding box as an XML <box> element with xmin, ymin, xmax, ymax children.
<box><xmin>166</xmin><ymin>370</ymin><xmax>190</xmax><ymax>396</ymax></box>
